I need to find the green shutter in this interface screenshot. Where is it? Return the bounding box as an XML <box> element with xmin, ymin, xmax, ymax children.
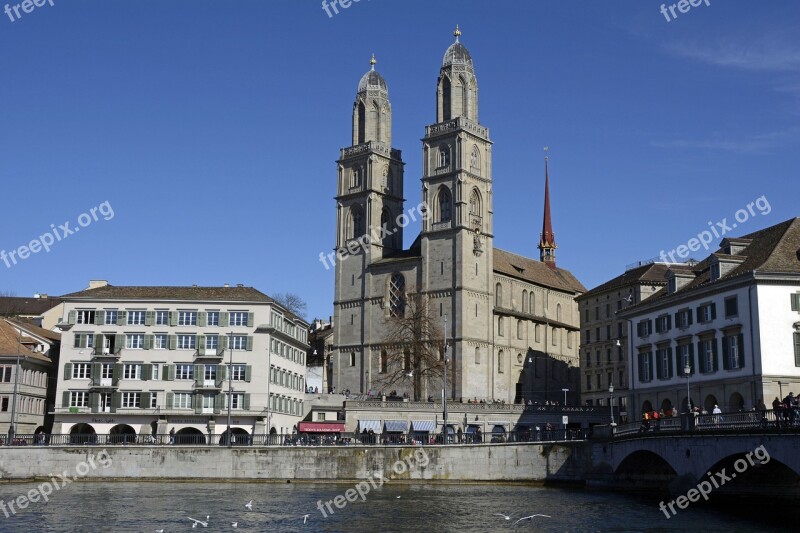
<box><xmin>198</xmin><ymin>312</ymin><xmax>206</xmax><ymax>327</ymax></box>
<box><xmin>214</xmin><ymin>393</ymin><xmax>223</xmax><ymax>414</ymax></box>
<box><xmin>142</xmin><ymin>364</ymin><xmax>152</xmax><ymax>381</ymax></box>
<box><xmin>197</xmin><ymin>336</ymin><xmax>206</xmax><ymax>356</ymax></box>
<box><xmin>220</xmin><ymin>312</ymin><xmax>229</xmax><ymax>327</ymax></box>
<box><xmin>142</xmin><ymin>392</ymin><xmax>152</xmax><ymax>409</ymax></box>
<box><xmin>112</xmin><ymin>392</ymin><xmax>121</xmax><ymax>411</ymax></box>
<box><xmin>63</xmin><ymin>363</ymin><xmax>72</xmax><ymax>380</ymax></box>
<box><xmin>117</xmin><ymin>311</ymin><xmax>126</xmax><ymax>326</ymax></box>
<box><xmin>791</xmin><ymin>293</ymin><xmax>800</xmax><ymax>311</ymax></box>
<box><xmin>91</xmin><ymin>363</ymin><xmax>101</xmax><ymax>386</ymax></box>
<box><xmin>114</xmin><ymin>334</ymin><xmax>124</xmax><ymax>353</ymax></box>
<box><xmin>73</xmin><ymin>334</ymin><xmax>82</xmax><ymax>349</ymax></box>
<box><xmin>795</xmin><ymin>333</ymin><xmax>800</xmax><ymax>367</ymax></box>
<box><xmin>168</xmin><ymin>335</ymin><xmax>177</xmax><ymax>350</ymax></box>
<box><xmin>243</xmin><ymin>393</ymin><xmax>250</xmax><ymax>410</ymax></box>
<box><xmin>112</xmin><ymin>363</ymin><xmax>122</xmax><ymax>384</ymax></box>
<box><xmin>195</xmin><ymin>394</ymin><xmax>203</xmax><ymax>414</ymax></box>
<box><xmin>67</xmin><ymin>310</ymin><xmax>77</xmax><ymax>325</ymax></box>
<box><xmin>247</xmin><ymin>312</ymin><xmax>254</xmax><ymax>328</ymax></box>
<box><xmin>62</xmin><ymin>391</ymin><xmax>70</xmax><ymax>408</ymax></box>
<box><xmin>90</xmin><ymin>392</ymin><xmax>100</xmax><ymax>413</ymax></box>
<box><xmin>164</xmin><ymin>364</ymin><xmax>175</xmax><ymax>381</ymax></box>
<box><xmin>95</xmin><ymin>312</ymin><xmax>105</xmax><ymax>326</ymax></box>
<box><xmin>194</xmin><ymin>365</ymin><xmax>203</xmax><ymax>387</ymax></box>
<box><xmin>246</xmin><ymin>336</ymin><xmax>253</xmax><ymax>351</ymax></box>
<box><xmin>93</xmin><ymin>334</ymin><xmax>104</xmax><ymax>355</ymax></box>
<box><xmin>166</xmin><ymin>392</ymin><xmax>174</xmax><ymax>409</ymax></box>
<box><xmin>169</xmin><ymin>311</ymin><xmax>178</xmax><ymax>327</ymax></box>
<box><xmin>215</xmin><ymin>367</ymin><xmax>224</xmax><ymax>388</ymax></box>
<box><xmin>245</xmin><ymin>365</ymin><xmax>252</xmax><ymax>382</ymax></box>
<box><xmin>144</xmin><ymin>334</ymin><xmax>153</xmax><ymax>350</ymax></box>
<box><xmin>738</xmin><ymin>333</ymin><xmax>745</xmax><ymax>368</ymax></box>
<box><xmin>145</xmin><ymin>311</ymin><xmax>155</xmax><ymax>326</ymax></box>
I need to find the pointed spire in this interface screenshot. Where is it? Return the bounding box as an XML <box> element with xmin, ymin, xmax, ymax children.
<box><xmin>539</xmin><ymin>147</ymin><xmax>557</xmax><ymax>269</ymax></box>
<box><xmin>454</xmin><ymin>24</ymin><xmax>461</xmax><ymax>42</ymax></box>
<box><xmin>370</xmin><ymin>53</ymin><xmax>376</xmax><ymax>71</ymax></box>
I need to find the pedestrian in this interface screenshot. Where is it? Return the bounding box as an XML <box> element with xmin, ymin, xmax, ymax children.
<box><xmin>169</xmin><ymin>427</ymin><xmax>175</xmax><ymax>445</ymax></box>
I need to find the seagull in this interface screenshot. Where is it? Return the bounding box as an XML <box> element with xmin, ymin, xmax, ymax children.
<box><xmin>245</xmin><ymin>500</ymin><xmax>253</xmax><ymax>510</ymax></box>
<box><xmin>303</xmin><ymin>514</ymin><xmax>310</xmax><ymax>524</ymax></box>
<box><xmin>495</xmin><ymin>513</ymin><xmax>512</xmax><ymax>520</ymax></box>
<box><xmin>188</xmin><ymin>517</ymin><xmax>208</xmax><ymax>528</ymax></box>
<box><xmin>155</xmin><ymin>530</ymin><xmax>164</xmax><ymax>533</ymax></box>
<box><xmin>396</xmin><ymin>496</ymin><xmax>401</xmax><ymax>499</ymax></box>
<box><xmin>231</xmin><ymin>522</ymin><xmax>238</xmax><ymax>528</ymax></box>
<box><xmin>514</xmin><ymin>514</ymin><xmax>551</xmax><ymax>525</ymax></box>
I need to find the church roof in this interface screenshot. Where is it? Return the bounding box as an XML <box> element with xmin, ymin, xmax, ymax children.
<box><xmin>442</xmin><ymin>25</ymin><xmax>473</xmax><ymax>68</ymax></box>
<box><xmin>357</xmin><ymin>54</ymin><xmax>388</xmax><ymax>93</ymax></box>
<box><xmin>493</xmin><ymin>248</ymin><xmax>586</xmax><ymax>294</ymax></box>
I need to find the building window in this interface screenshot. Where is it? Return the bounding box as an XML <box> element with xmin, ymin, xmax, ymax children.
<box><xmin>229</xmin><ymin>311</ymin><xmax>248</xmax><ymax>327</ymax></box>
<box><xmin>606</xmin><ymin>349</ymin><xmax>612</xmax><ymax>364</ymax></box>
<box><xmin>72</xmin><ymin>363</ymin><xmax>91</xmax><ymax>380</ymax></box>
<box><xmin>585</xmin><ymin>352</ymin><xmax>591</xmax><ymax>367</ymax></box>
<box><xmin>697</xmin><ymin>302</ymin><xmax>716</xmax><ymax>323</ymax></box>
<box><xmin>174</xmin><ymin>393</ymin><xmax>192</xmax><ymax>409</ymax></box>
<box><xmin>229</xmin><ymin>335</ymin><xmax>248</xmax><ymax>350</ymax></box>
<box><xmin>176</xmin><ymin>364</ymin><xmax>194</xmax><ymax>380</ymax></box>
<box><xmin>676</xmin><ymin>309</ymin><xmax>692</xmax><ymax>329</ymax></box>
<box><xmin>722</xmin><ymin>334</ymin><xmax>744</xmax><ymax>370</ymax></box>
<box><xmin>206</xmin><ymin>311</ymin><xmax>220</xmax><ymax>326</ymax></box>
<box><xmin>230</xmin><ymin>365</ymin><xmax>246</xmax><ymax>381</ymax></box>
<box><xmin>76</xmin><ymin>310</ymin><xmax>96</xmax><ymax>325</ymax></box>
<box><xmin>636</xmin><ymin>319</ymin><xmax>653</xmax><ymax>337</ymax></box>
<box><xmin>474</xmin><ymin>347</ymin><xmax>480</xmax><ymax>364</ymax></box>
<box><xmin>0</xmin><ymin>367</ymin><xmax>11</xmax><ymax>382</ymax></box>
<box><xmin>122</xmin><ymin>392</ymin><xmax>141</xmax><ymax>409</ymax></box>
<box><xmin>618</xmin><ymin>370</ymin><xmax>624</xmax><ymax>387</ymax></box>
<box><xmin>105</xmin><ymin>310</ymin><xmax>118</xmax><ymax>324</ymax></box>
<box><xmin>128</xmin><ymin>311</ymin><xmax>146</xmax><ymax>325</ymax></box>
<box><xmin>70</xmin><ymin>391</ymin><xmax>89</xmax><ymax>407</ymax></box>
<box><xmin>535</xmin><ymin>324</ymin><xmax>541</xmax><ymax>343</ymax></box>
<box><xmin>794</xmin><ymin>332</ymin><xmax>800</xmax><ymax>367</ymax></box>
<box><xmin>656</xmin><ymin>348</ymin><xmax>672</xmax><ymax>379</ymax></box>
<box><xmin>177</xmin><ymin>335</ymin><xmax>196</xmax><ymax>350</ymax></box>
<box><xmin>380</xmin><ymin>351</ymin><xmax>388</xmax><ymax>373</ymax></box>
<box><xmin>178</xmin><ymin>311</ymin><xmax>197</xmax><ymax>326</ymax></box>
<box><xmin>638</xmin><ymin>352</ymin><xmax>652</xmax><ymax>382</ymax></box>
<box><xmin>350</xmin><ymin>352</ymin><xmax>356</xmax><ymax>367</ymax></box>
<box><xmin>154</xmin><ymin>334</ymin><xmax>167</xmax><ymax>350</ymax></box>
<box><xmin>437</xmin><ymin>187</ymin><xmax>452</xmax><ymax>223</ymax></box>
<box><xmin>699</xmin><ymin>339</ymin><xmax>717</xmax><ymax>373</ymax></box>
<box><xmin>529</xmin><ymin>292</ymin><xmax>535</xmax><ymax>314</ymax></box>
<box><xmin>595</xmin><ymin>350</ymin><xmax>601</xmax><ymax>366</ymax></box>
<box><xmin>204</xmin><ymin>365</ymin><xmax>217</xmax><ymax>382</ymax></box>
<box><xmin>495</xmin><ymin>283</ymin><xmax>502</xmax><ymax>307</ymax></box>
<box><xmin>497</xmin><ymin>350</ymin><xmax>504</xmax><ymax>373</ymax></box>
<box><xmin>498</xmin><ymin>317</ymin><xmax>504</xmax><ymax>337</ymax></box>
<box><xmin>438</xmin><ymin>144</ymin><xmax>450</xmax><ymax>168</ymax></box>
<box><xmin>586</xmin><ymin>375</ymin><xmax>591</xmax><ymax>391</ymax></box>
<box><xmin>655</xmin><ymin>315</ymin><xmax>671</xmax><ymax>334</ymax></box>
<box><xmin>585</xmin><ymin>330</ymin><xmax>591</xmax><ymax>344</ymax></box>
<box><xmin>724</xmin><ymin>296</ymin><xmax>738</xmax><ymax>318</ymax></box>
<box><xmin>123</xmin><ymin>364</ymin><xmax>141</xmax><ymax>380</ymax></box>
<box><xmin>389</xmin><ymin>273</ymin><xmax>406</xmax><ymax>318</ymax></box>
<box><xmin>126</xmin><ymin>334</ymin><xmax>144</xmax><ymax>349</ymax></box>
<box><xmin>155</xmin><ymin>310</ymin><xmax>169</xmax><ymax>325</ymax></box>
<box><xmin>606</xmin><ymin>325</ymin><xmax>612</xmax><ymax>340</ymax></box>
<box><xmin>205</xmin><ymin>335</ymin><xmax>219</xmax><ymax>351</ymax></box>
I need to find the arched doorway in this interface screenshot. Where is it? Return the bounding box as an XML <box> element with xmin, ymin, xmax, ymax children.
<box><xmin>175</xmin><ymin>427</ymin><xmax>205</xmax><ymax>445</ymax></box>
<box><xmin>660</xmin><ymin>399</ymin><xmax>674</xmax><ymax>417</ymax></box>
<box><xmin>219</xmin><ymin>427</ymin><xmax>250</xmax><ymax>446</ymax></box>
<box><xmin>641</xmin><ymin>400</ymin><xmax>653</xmax><ymax>414</ymax></box>
<box><xmin>109</xmin><ymin>424</ymin><xmax>136</xmax><ymax>444</ymax></box>
<box><xmin>69</xmin><ymin>423</ymin><xmax>97</xmax><ymax>445</ymax></box>
<box><xmin>704</xmin><ymin>394</ymin><xmax>718</xmax><ymax>413</ymax></box>
<box><xmin>728</xmin><ymin>392</ymin><xmax>745</xmax><ymax>412</ymax></box>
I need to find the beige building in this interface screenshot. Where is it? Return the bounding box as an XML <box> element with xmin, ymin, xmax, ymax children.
<box><xmin>52</xmin><ymin>281</ymin><xmax>309</xmax><ymax>443</ymax></box>
<box><xmin>331</xmin><ymin>29</ymin><xmax>585</xmax><ymax>406</ymax></box>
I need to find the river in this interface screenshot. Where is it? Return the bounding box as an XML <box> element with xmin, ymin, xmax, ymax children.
<box><xmin>0</xmin><ymin>481</ymin><xmax>794</xmax><ymax>532</ymax></box>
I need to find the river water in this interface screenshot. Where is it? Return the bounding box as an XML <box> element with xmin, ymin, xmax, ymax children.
<box><xmin>0</xmin><ymin>481</ymin><xmax>793</xmax><ymax>532</ymax></box>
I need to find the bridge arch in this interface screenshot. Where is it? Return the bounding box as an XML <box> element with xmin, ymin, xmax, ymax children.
<box><xmin>615</xmin><ymin>450</ymin><xmax>678</xmax><ymax>487</ymax></box>
<box><xmin>701</xmin><ymin>450</ymin><xmax>800</xmax><ymax>497</ymax></box>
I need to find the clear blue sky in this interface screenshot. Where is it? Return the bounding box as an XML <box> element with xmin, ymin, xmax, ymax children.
<box><xmin>1</xmin><ymin>0</ymin><xmax>798</xmax><ymax>321</ymax></box>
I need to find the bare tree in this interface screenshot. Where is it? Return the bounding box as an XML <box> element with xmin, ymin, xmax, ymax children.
<box><xmin>271</xmin><ymin>292</ymin><xmax>307</xmax><ymax>318</ymax></box>
<box><xmin>374</xmin><ymin>293</ymin><xmax>445</xmax><ymax>401</ymax></box>
<box><xmin>0</xmin><ymin>290</ymin><xmax>17</xmax><ymax>297</ymax></box>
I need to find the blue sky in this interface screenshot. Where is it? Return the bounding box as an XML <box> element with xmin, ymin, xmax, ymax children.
<box><xmin>1</xmin><ymin>0</ymin><xmax>798</xmax><ymax>321</ymax></box>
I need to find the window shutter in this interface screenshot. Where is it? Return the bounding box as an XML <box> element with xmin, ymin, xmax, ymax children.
<box><xmin>790</xmin><ymin>293</ymin><xmax>800</xmax><ymax>311</ymax></box>
<box><xmin>168</xmin><ymin>335</ymin><xmax>177</xmax><ymax>350</ymax></box>
<box><xmin>667</xmin><ymin>315</ymin><xmax>672</xmax><ymax>330</ymax></box>
<box><xmin>696</xmin><ymin>307</ymin><xmax>702</xmax><ymax>323</ymax></box>
<box><xmin>637</xmin><ymin>323</ymin><xmax>643</xmax><ymax>337</ymax></box>
<box><xmin>142</xmin><ymin>364</ymin><xmax>152</xmax><ymax>381</ymax></box>
<box><xmin>62</xmin><ymin>391</ymin><xmax>70</xmax><ymax>408</ymax></box>
<box><xmin>795</xmin><ymin>333</ymin><xmax>800</xmax><ymax>367</ymax></box>
<box><xmin>245</xmin><ymin>365</ymin><xmax>252</xmax><ymax>382</ymax></box>
<box><xmin>243</xmin><ymin>393</ymin><xmax>250</xmax><ymax>411</ymax></box>
<box><xmin>94</xmin><ymin>334</ymin><xmax>104</xmax><ymax>355</ymax></box>
<box><xmin>722</xmin><ymin>337</ymin><xmax>730</xmax><ymax>370</ymax></box>
<box><xmin>169</xmin><ymin>311</ymin><xmax>178</xmax><ymax>326</ymax></box>
<box><xmin>67</xmin><ymin>310</ymin><xmax>77</xmax><ymax>325</ymax></box>
<box><xmin>194</xmin><ymin>365</ymin><xmax>203</xmax><ymax>387</ymax></box>
<box><xmin>247</xmin><ymin>312</ymin><xmax>254</xmax><ymax>327</ymax></box>
<box><xmin>198</xmin><ymin>312</ymin><xmax>206</xmax><ymax>327</ymax></box>
<box><xmin>648</xmin><ymin>352</ymin><xmax>653</xmax><ymax>381</ymax></box>
<box><xmin>90</xmin><ymin>392</ymin><xmax>100</xmax><ymax>413</ymax></box>
<box><xmin>144</xmin><ymin>335</ymin><xmax>153</xmax><ymax>350</ymax></box>
<box><xmin>117</xmin><ymin>311</ymin><xmax>126</xmax><ymax>326</ymax></box>
<box><xmin>145</xmin><ymin>311</ymin><xmax>155</xmax><ymax>326</ymax></box>
<box><xmin>195</xmin><ymin>394</ymin><xmax>203</xmax><ymax>414</ymax></box>
<box><xmin>710</xmin><ymin>303</ymin><xmax>717</xmax><ymax>320</ymax></box>
<box><xmin>218</xmin><ymin>365</ymin><xmax>227</xmax><ymax>381</ymax></box>
<box><xmin>197</xmin><ymin>336</ymin><xmax>206</xmax><ymax>356</ymax></box>
<box><xmin>63</xmin><ymin>363</ymin><xmax>72</xmax><ymax>381</ymax></box>
<box><xmin>95</xmin><ymin>312</ymin><xmax>105</xmax><ymax>326</ymax></box>
<box><xmin>246</xmin><ymin>336</ymin><xmax>253</xmax><ymax>351</ymax></box>
<box><xmin>667</xmin><ymin>347</ymin><xmax>673</xmax><ymax>378</ymax></box>
<box><xmin>112</xmin><ymin>363</ymin><xmax>122</xmax><ymax>384</ymax></box>
<box><xmin>214</xmin><ymin>393</ymin><xmax>223</xmax><ymax>414</ymax></box>
<box><xmin>166</xmin><ymin>392</ymin><xmax>174</xmax><ymax>409</ymax></box>
<box><xmin>220</xmin><ymin>312</ymin><xmax>229</xmax><ymax>327</ymax></box>
<box><xmin>737</xmin><ymin>333</ymin><xmax>745</xmax><ymax>368</ymax></box>
<box><xmin>114</xmin><ymin>334</ymin><xmax>124</xmax><ymax>353</ymax></box>
<box><xmin>687</xmin><ymin>343</ymin><xmax>695</xmax><ymax>373</ymax></box>
<box><xmin>112</xmin><ymin>392</ymin><xmax>121</xmax><ymax>411</ymax></box>
<box><xmin>165</xmin><ymin>364</ymin><xmax>175</xmax><ymax>381</ymax></box>
<box><xmin>91</xmin><ymin>363</ymin><xmax>101</xmax><ymax>386</ymax></box>
<box><xmin>698</xmin><ymin>342</ymin><xmax>705</xmax><ymax>373</ymax></box>
<box><xmin>711</xmin><ymin>338</ymin><xmax>719</xmax><ymax>371</ymax></box>
<box><xmin>674</xmin><ymin>312</ymin><xmax>680</xmax><ymax>327</ymax></box>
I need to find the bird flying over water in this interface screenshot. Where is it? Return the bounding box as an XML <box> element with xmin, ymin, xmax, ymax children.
<box><xmin>231</xmin><ymin>522</ymin><xmax>238</xmax><ymax>528</ymax></box>
<box><xmin>188</xmin><ymin>517</ymin><xmax>208</xmax><ymax>528</ymax></box>
<box><xmin>303</xmin><ymin>514</ymin><xmax>310</xmax><ymax>524</ymax></box>
<box><xmin>513</xmin><ymin>514</ymin><xmax>551</xmax><ymax>525</ymax></box>
<box><xmin>245</xmin><ymin>500</ymin><xmax>253</xmax><ymax>510</ymax></box>
<box><xmin>495</xmin><ymin>513</ymin><xmax>512</xmax><ymax>520</ymax></box>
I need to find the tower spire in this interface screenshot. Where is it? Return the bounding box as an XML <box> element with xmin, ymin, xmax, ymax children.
<box><xmin>539</xmin><ymin>147</ymin><xmax>557</xmax><ymax>268</ymax></box>
<box><xmin>370</xmin><ymin>53</ymin><xmax>376</xmax><ymax>71</ymax></box>
<box><xmin>454</xmin><ymin>24</ymin><xmax>461</xmax><ymax>42</ymax></box>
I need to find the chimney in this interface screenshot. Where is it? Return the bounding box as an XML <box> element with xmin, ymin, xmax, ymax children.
<box><xmin>223</xmin><ymin>284</ymin><xmax>230</xmax><ymax>288</ymax></box>
<box><xmin>88</xmin><ymin>280</ymin><xmax>109</xmax><ymax>289</ymax></box>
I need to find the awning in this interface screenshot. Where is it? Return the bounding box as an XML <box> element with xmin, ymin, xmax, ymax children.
<box><xmin>383</xmin><ymin>420</ymin><xmax>408</xmax><ymax>433</ymax></box>
<box><xmin>410</xmin><ymin>420</ymin><xmax>436</xmax><ymax>432</ymax></box>
<box><xmin>357</xmin><ymin>420</ymin><xmax>382</xmax><ymax>433</ymax></box>
<box><xmin>298</xmin><ymin>422</ymin><xmax>345</xmax><ymax>433</ymax></box>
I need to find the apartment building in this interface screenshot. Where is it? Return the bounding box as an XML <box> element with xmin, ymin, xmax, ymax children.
<box><xmin>53</xmin><ymin>281</ymin><xmax>309</xmax><ymax>443</ymax></box>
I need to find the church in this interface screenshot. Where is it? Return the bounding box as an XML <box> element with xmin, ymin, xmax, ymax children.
<box><xmin>331</xmin><ymin>28</ymin><xmax>586</xmax><ymax>405</ymax></box>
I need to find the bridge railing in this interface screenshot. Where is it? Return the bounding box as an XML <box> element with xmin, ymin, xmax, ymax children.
<box><xmin>604</xmin><ymin>409</ymin><xmax>796</xmax><ymax>439</ymax></box>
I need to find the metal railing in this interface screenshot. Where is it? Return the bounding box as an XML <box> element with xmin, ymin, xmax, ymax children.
<box><xmin>1</xmin><ymin>428</ymin><xmax>592</xmax><ymax>447</ymax></box>
<box><xmin>604</xmin><ymin>409</ymin><xmax>800</xmax><ymax>438</ymax></box>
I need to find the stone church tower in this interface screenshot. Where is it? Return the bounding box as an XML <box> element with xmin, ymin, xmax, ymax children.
<box><xmin>332</xmin><ymin>29</ymin><xmax>586</xmax><ymax>406</ymax></box>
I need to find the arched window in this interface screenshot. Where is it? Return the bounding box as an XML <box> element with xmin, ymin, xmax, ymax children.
<box><xmin>381</xmin><ymin>208</ymin><xmax>392</xmax><ymax>248</ymax></box>
<box><xmin>498</xmin><ymin>350</ymin><xmax>504</xmax><ymax>373</ymax></box>
<box><xmin>371</xmin><ymin>101</ymin><xmax>380</xmax><ymax>142</ymax></box>
<box><xmin>529</xmin><ymin>292</ymin><xmax>535</xmax><ymax>315</ymax></box>
<box><xmin>438</xmin><ymin>144</ymin><xmax>450</xmax><ymax>168</ymax></box>
<box><xmin>469</xmin><ymin>189</ymin><xmax>481</xmax><ymax>216</ymax></box>
<box><xmin>535</xmin><ymin>324</ymin><xmax>541</xmax><ymax>343</ymax></box>
<box><xmin>357</xmin><ymin>101</ymin><xmax>366</xmax><ymax>144</ymax></box>
<box><xmin>517</xmin><ymin>320</ymin><xmax>524</xmax><ymax>339</ymax></box>
<box><xmin>389</xmin><ymin>273</ymin><xmax>406</xmax><ymax>318</ymax></box>
<box><xmin>380</xmin><ymin>350</ymin><xmax>388</xmax><ymax>373</ymax></box>
<box><xmin>498</xmin><ymin>317</ymin><xmax>504</xmax><ymax>337</ymax></box>
<box><xmin>350</xmin><ymin>207</ymin><xmax>364</xmax><ymax>240</ymax></box>
<box><xmin>522</xmin><ymin>290</ymin><xmax>528</xmax><ymax>313</ymax></box>
<box><xmin>495</xmin><ymin>283</ymin><xmax>502</xmax><ymax>307</ymax></box>
<box><xmin>442</xmin><ymin>76</ymin><xmax>451</xmax><ymax>121</ymax></box>
<box><xmin>460</xmin><ymin>76</ymin><xmax>469</xmax><ymax>117</ymax></box>
<box><xmin>556</xmin><ymin>303</ymin><xmax>562</xmax><ymax>321</ymax></box>
<box><xmin>403</xmin><ymin>349</ymin><xmax>411</xmax><ymax>370</ymax></box>
<box><xmin>437</xmin><ymin>187</ymin><xmax>452</xmax><ymax>223</ymax></box>
<box><xmin>470</xmin><ymin>145</ymin><xmax>481</xmax><ymax>170</ymax></box>
<box><xmin>474</xmin><ymin>346</ymin><xmax>480</xmax><ymax>364</ymax></box>
<box><xmin>383</xmin><ymin>165</ymin><xmax>392</xmax><ymax>192</ymax></box>
<box><xmin>350</xmin><ymin>352</ymin><xmax>356</xmax><ymax>367</ymax></box>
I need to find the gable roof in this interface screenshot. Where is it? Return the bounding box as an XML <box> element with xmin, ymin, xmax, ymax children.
<box><xmin>493</xmin><ymin>248</ymin><xmax>586</xmax><ymax>294</ymax></box>
<box><xmin>577</xmin><ymin>262</ymin><xmax>694</xmax><ymax>301</ymax></box>
<box><xmin>4</xmin><ymin>318</ymin><xmax>61</xmax><ymax>342</ymax></box>
<box><xmin>0</xmin><ymin>320</ymin><xmax>51</xmax><ymax>363</ymax></box>
<box><xmin>0</xmin><ymin>296</ymin><xmax>62</xmax><ymax>317</ymax></box>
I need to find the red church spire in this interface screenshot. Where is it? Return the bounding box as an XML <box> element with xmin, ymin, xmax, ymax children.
<box><xmin>539</xmin><ymin>147</ymin><xmax>557</xmax><ymax>268</ymax></box>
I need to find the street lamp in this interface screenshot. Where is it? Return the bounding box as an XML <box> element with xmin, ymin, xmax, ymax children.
<box><xmin>562</xmin><ymin>388</ymin><xmax>569</xmax><ymax>406</ymax></box>
<box><xmin>684</xmin><ymin>362</ymin><xmax>692</xmax><ymax>413</ymax></box>
<box><xmin>608</xmin><ymin>384</ymin><xmax>615</xmax><ymax>426</ymax></box>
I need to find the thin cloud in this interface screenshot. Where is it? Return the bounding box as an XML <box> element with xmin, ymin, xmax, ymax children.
<box><xmin>666</xmin><ymin>39</ymin><xmax>800</xmax><ymax>73</ymax></box>
<box><xmin>650</xmin><ymin>129</ymin><xmax>799</xmax><ymax>154</ymax></box>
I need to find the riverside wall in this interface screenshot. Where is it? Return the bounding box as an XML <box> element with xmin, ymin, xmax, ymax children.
<box><xmin>0</xmin><ymin>442</ymin><xmax>590</xmax><ymax>482</ymax></box>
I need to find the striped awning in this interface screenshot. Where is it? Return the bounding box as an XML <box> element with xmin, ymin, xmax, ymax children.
<box><xmin>357</xmin><ymin>420</ymin><xmax>382</xmax><ymax>433</ymax></box>
<box><xmin>410</xmin><ymin>420</ymin><xmax>436</xmax><ymax>432</ymax></box>
<box><xmin>383</xmin><ymin>420</ymin><xmax>408</xmax><ymax>433</ymax></box>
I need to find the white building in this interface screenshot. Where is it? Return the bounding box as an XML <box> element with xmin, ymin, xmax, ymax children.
<box><xmin>619</xmin><ymin>218</ymin><xmax>800</xmax><ymax>415</ymax></box>
<box><xmin>53</xmin><ymin>281</ymin><xmax>309</xmax><ymax>443</ymax></box>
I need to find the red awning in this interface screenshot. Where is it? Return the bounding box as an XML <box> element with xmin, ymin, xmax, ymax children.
<box><xmin>298</xmin><ymin>422</ymin><xmax>345</xmax><ymax>433</ymax></box>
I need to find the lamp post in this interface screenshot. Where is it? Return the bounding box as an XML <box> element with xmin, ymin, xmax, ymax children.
<box><xmin>684</xmin><ymin>363</ymin><xmax>692</xmax><ymax>412</ymax></box>
<box><xmin>562</xmin><ymin>388</ymin><xmax>569</xmax><ymax>406</ymax></box>
<box><xmin>608</xmin><ymin>384</ymin><xmax>615</xmax><ymax>426</ymax></box>
<box><xmin>226</xmin><ymin>331</ymin><xmax>234</xmax><ymax>448</ymax></box>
